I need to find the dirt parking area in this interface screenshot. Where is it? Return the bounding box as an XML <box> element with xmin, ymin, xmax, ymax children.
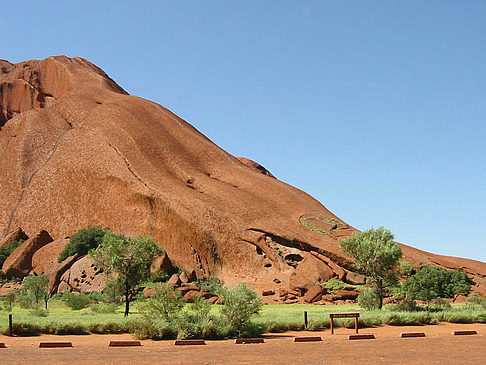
<box><xmin>0</xmin><ymin>323</ymin><xmax>484</xmax><ymax>365</ymax></box>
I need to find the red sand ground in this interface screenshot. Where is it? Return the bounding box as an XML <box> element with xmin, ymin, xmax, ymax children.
<box><xmin>0</xmin><ymin>323</ymin><xmax>484</xmax><ymax>364</ymax></box>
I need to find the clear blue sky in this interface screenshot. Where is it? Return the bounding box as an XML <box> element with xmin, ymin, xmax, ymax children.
<box><xmin>2</xmin><ymin>1</ymin><xmax>485</xmax><ymax>262</ymax></box>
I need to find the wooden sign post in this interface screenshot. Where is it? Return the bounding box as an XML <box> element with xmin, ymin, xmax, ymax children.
<box><xmin>329</xmin><ymin>313</ymin><xmax>359</xmax><ymax>334</ymax></box>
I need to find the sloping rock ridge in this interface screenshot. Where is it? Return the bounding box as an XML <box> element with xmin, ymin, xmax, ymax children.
<box><xmin>1</xmin><ymin>56</ymin><xmax>485</xmax><ymax>299</ymax></box>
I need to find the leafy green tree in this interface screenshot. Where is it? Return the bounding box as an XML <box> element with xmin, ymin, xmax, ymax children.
<box><xmin>402</xmin><ymin>266</ymin><xmax>472</xmax><ymax>310</ymax></box>
<box><xmin>219</xmin><ymin>282</ymin><xmax>262</xmax><ymax>335</ymax></box>
<box><xmin>22</xmin><ymin>273</ymin><xmax>49</xmax><ymax>309</ymax></box>
<box><xmin>90</xmin><ymin>231</ymin><xmax>163</xmax><ymax>316</ymax></box>
<box><xmin>340</xmin><ymin>227</ymin><xmax>402</xmax><ymax>309</ymax></box>
<box><xmin>58</xmin><ymin>226</ymin><xmax>108</xmax><ymax>263</ymax></box>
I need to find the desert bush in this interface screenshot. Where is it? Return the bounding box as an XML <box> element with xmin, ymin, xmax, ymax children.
<box><xmin>0</xmin><ymin>240</ymin><xmax>24</xmax><ymax>267</ymax></box>
<box><xmin>400</xmin><ymin>261</ymin><xmax>414</xmax><ymax>276</ymax></box>
<box><xmin>86</xmin><ymin>322</ymin><xmax>129</xmax><ymax>334</ymax></box>
<box><xmin>219</xmin><ymin>282</ymin><xmax>262</xmax><ymax>336</ymax></box>
<box><xmin>58</xmin><ymin>226</ymin><xmax>108</xmax><ymax>262</ymax></box>
<box><xmin>465</xmin><ymin>293</ymin><xmax>482</xmax><ymax>308</ymax></box>
<box><xmin>45</xmin><ymin>321</ymin><xmax>89</xmax><ymax>335</ymax></box>
<box><xmin>29</xmin><ymin>308</ymin><xmax>50</xmax><ymax>317</ymax></box>
<box><xmin>131</xmin><ymin>318</ymin><xmax>179</xmax><ymax>340</ymax></box>
<box><xmin>358</xmin><ymin>288</ymin><xmax>380</xmax><ymax>310</ymax></box>
<box><xmin>3</xmin><ymin>291</ymin><xmax>16</xmax><ymax>312</ymax></box>
<box><xmin>384</xmin><ymin>312</ymin><xmax>436</xmax><ymax>326</ymax></box>
<box><xmin>403</xmin><ymin>266</ymin><xmax>472</xmax><ymax>310</ymax></box>
<box><xmin>3</xmin><ymin>322</ymin><xmax>41</xmax><ymax>336</ymax></box>
<box><xmin>139</xmin><ymin>283</ymin><xmax>185</xmax><ymax>321</ymax></box>
<box><xmin>430</xmin><ymin>298</ymin><xmax>452</xmax><ymax>311</ymax></box>
<box><xmin>89</xmin><ymin>302</ymin><xmax>119</xmax><ymax>314</ymax></box>
<box><xmin>64</xmin><ymin>292</ymin><xmax>91</xmax><ymax>310</ymax></box>
<box><xmin>476</xmin><ymin>312</ymin><xmax>486</xmax><ymax>323</ymax></box>
<box><xmin>443</xmin><ymin>312</ymin><xmax>475</xmax><ymax>324</ymax></box>
<box><xmin>195</xmin><ymin>276</ymin><xmax>223</xmax><ymax>293</ymax></box>
<box><xmin>389</xmin><ymin>297</ymin><xmax>421</xmax><ymax>312</ymax></box>
<box><xmin>264</xmin><ymin>320</ymin><xmax>303</xmax><ymax>333</ymax></box>
<box><xmin>322</xmin><ymin>278</ymin><xmax>347</xmax><ymax>292</ymax></box>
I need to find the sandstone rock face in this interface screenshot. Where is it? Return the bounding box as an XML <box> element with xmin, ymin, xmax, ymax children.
<box><xmin>0</xmin><ymin>282</ymin><xmax>22</xmax><ymax>296</ymax></box>
<box><xmin>333</xmin><ymin>289</ymin><xmax>359</xmax><ymax>300</ymax></box>
<box><xmin>303</xmin><ymin>284</ymin><xmax>327</xmax><ymax>303</ymax></box>
<box><xmin>344</xmin><ymin>270</ymin><xmax>366</xmax><ymax>285</ymax></box>
<box><xmin>151</xmin><ymin>252</ymin><xmax>175</xmax><ymax>276</ymax></box>
<box><xmin>2</xmin><ymin>230</ymin><xmax>53</xmax><ymax>278</ymax></box>
<box><xmin>31</xmin><ymin>238</ymin><xmax>77</xmax><ymax>293</ymax></box>
<box><xmin>58</xmin><ymin>255</ymin><xmax>105</xmax><ymax>293</ymax></box>
<box><xmin>290</xmin><ymin>255</ymin><xmax>334</xmax><ymax>293</ymax></box>
<box><xmin>0</xmin><ymin>227</ymin><xmax>28</xmax><ymax>247</ymax></box>
<box><xmin>0</xmin><ymin>56</ymin><xmax>485</xmax><ymax>297</ymax></box>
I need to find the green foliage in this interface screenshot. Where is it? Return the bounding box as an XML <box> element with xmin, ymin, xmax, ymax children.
<box><xmin>58</xmin><ymin>226</ymin><xmax>108</xmax><ymax>263</ymax></box>
<box><xmin>22</xmin><ymin>273</ymin><xmax>49</xmax><ymax>309</ymax></box>
<box><xmin>63</xmin><ymin>292</ymin><xmax>91</xmax><ymax>310</ymax></box>
<box><xmin>466</xmin><ymin>293</ymin><xmax>482</xmax><ymax>306</ymax></box>
<box><xmin>219</xmin><ymin>282</ymin><xmax>263</xmax><ymax>336</ymax></box>
<box><xmin>358</xmin><ymin>288</ymin><xmax>380</xmax><ymax>310</ymax></box>
<box><xmin>3</xmin><ymin>291</ymin><xmax>16</xmax><ymax>312</ymax></box>
<box><xmin>29</xmin><ymin>307</ymin><xmax>50</xmax><ymax>317</ymax></box>
<box><xmin>399</xmin><ymin>261</ymin><xmax>414</xmax><ymax>276</ymax></box>
<box><xmin>195</xmin><ymin>276</ymin><xmax>223</xmax><ymax>293</ymax></box>
<box><xmin>4</xmin><ymin>322</ymin><xmax>41</xmax><ymax>336</ymax></box>
<box><xmin>139</xmin><ymin>283</ymin><xmax>185</xmax><ymax>321</ymax></box>
<box><xmin>384</xmin><ymin>312</ymin><xmax>436</xmax><ymax>326</ymax></box>
<box><xmin>321</xmin><ymin>278</ymin><xmax>347</xmax><ymax>292</ymax></box>
<box><xmin>389</xmin><ymin>297</ymin><xmax>420</xmax><ymax>312</ymax></box>
<box><xmin>0</xmin><ymin>239</ymin><xmax>24</xmax><ymax>267</ymax></box>
<box><xmin>150</xmin><ymin>270</ymin><xmax>170</xmax><ymax>283</ymax></box>
<box><xmin>340</xmin><ymin>227</ymin><xmax>402</xmax><ymax>309</ymax></box>
<box><xmin>90</xmin><ymin>231</ymin><xmax>163</xmax><ymax>316</ymax></box>
<box><xmin>102</xmin><ymin>279</ymin><xmax>124</xmax><ymax>303</ymax></box>
<box><xmin>89</xmin><ymin>302</ymin><xmax>119</xmax><ymax>314</ymax></box>
<box><xmin>402</xmin><ymin>266</ymin><xmax>472</xmax><ymax>310</ymax></box>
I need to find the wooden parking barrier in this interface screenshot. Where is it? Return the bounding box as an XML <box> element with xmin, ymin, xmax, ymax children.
<box><xmin>453</xmin><ymin>330</ymin><xmax>477</xmax><ymax>336</ymax></box>
<box><xmin>330</xmin><ymin>313</ymin><xmax>359</xmax><ymax>334</ymax></box>
<box><xmin>109</xmin><ymin>341</ymin><xmax>142</xmax><ymax>347</ymax></box>
<box><xmin>294</xmin><ymin>336</ymin><xmax>322</xmax><ymax>342</ymax></box>
<box><xmin>235</xmin><ymin>338</ymin><xmax>264</xmax><ymax>344</ymax></box>
<box><xmin>348</xmin><ymin>334</ymin><xmax>375</xmax><ymax>340</ymax></box>
<box><xmin>401</xmin><ymin>332</ymin><xmax>426</xmax><ymax>338</ymax></box>
<box><xmin>39</xmin><ymin>342</ymin><xmax>73</xmax><ymax>348</ymax></box>
<box><xmin>174</xmin><ymin>340</ymin><xmax>206</xmax><ymax>345</ymax></box>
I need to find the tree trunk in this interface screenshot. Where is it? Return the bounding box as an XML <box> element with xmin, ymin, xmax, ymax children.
<box><xmin>377</xmin><ymin>279</ymin><xmax>384</xmax><ymax>309</ymax></box>
<box><xmin>124</xmin><ymin>286</ymin><xmax>130</xmax><ymax>317</ymax></box>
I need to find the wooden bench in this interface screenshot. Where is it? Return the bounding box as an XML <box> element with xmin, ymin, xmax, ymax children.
<box><xmin>330</xmin><ymin>313</ymin><xmax>359</xmax><ymax>334</ymax></box>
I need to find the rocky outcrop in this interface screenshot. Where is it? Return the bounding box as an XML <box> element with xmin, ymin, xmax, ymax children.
<box><xmin>2</xmin><ymin>230</ymin><xmax>53</xmax><ymax>278</ymax></box>
<box><xmin>290</xmin><ymin>255</ymin><xmax>334</xmax><ymax>294</ymax></box>
<box><xmin>0</xmin><ymin>56</ymin><xmax>484</xmax><ymax>299</ymax></box>
<box><xmin>303</xmin><ymin>284</ymin><xmax>327</xmax><ymax>303</ymax></box>
<box><xmin>0</xmin><ymin>227</ymin><xmax>28</xmax><ymax>247</ymax></box>
<box><xmin>57</xmin><ymin>255</ymin><xmax>105</xmax><ymax>293</ymax></box>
